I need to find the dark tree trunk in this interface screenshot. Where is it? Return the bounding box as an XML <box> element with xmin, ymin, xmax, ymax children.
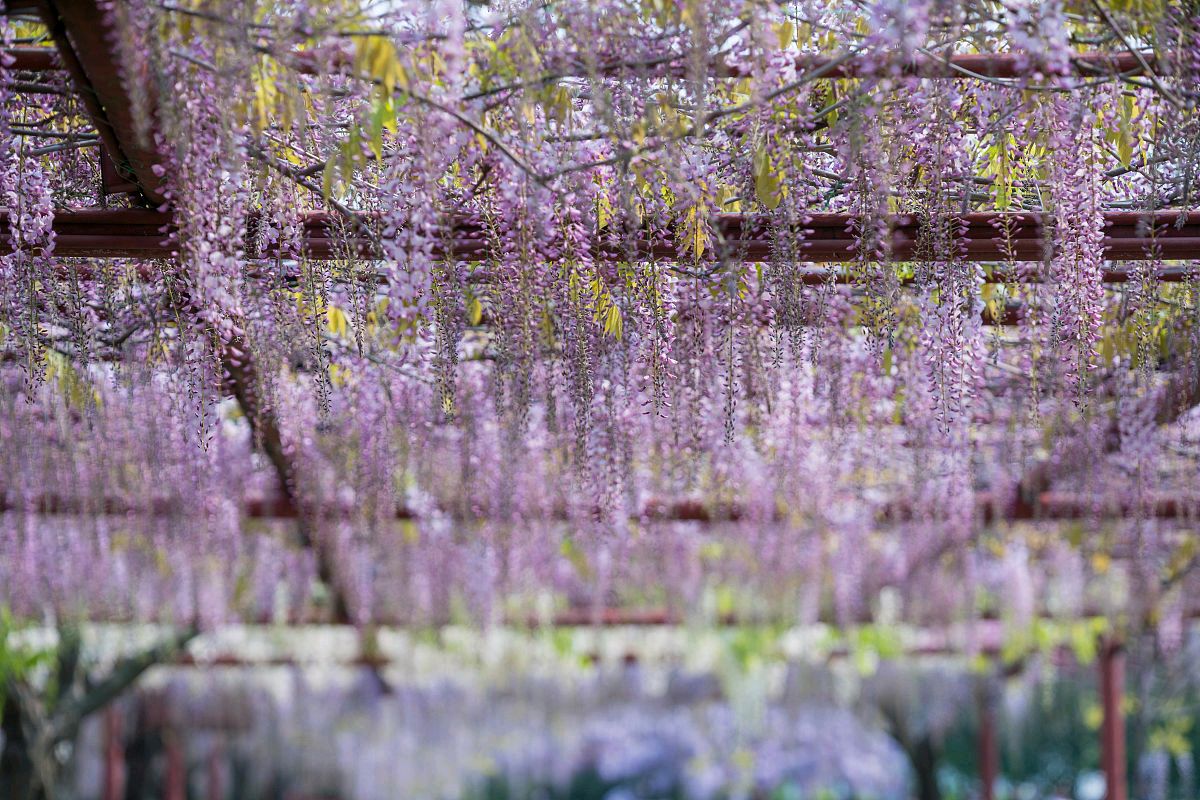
<box><xmin>912</xmin><ymin>734</ymin><xmax>942</xmax><ymax>800</ymax></box>
<box><xmin>1</xmin><ymin>693</ymin><xmax>37</xmax><ymax>800</ymax></box>
<box><xmin>122</xmin><ymin>727</ymin><xmax>164</xmax><ymax>800</ymax></box>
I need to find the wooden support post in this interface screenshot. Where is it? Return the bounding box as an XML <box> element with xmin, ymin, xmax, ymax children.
<box><xmin>1100</xmin><ymin>640</ymin><xmax>1128</xmax><ymax>800</ymax></box>
<box><xmin>98</xmin><ymin>142</ymin><xmax>138</xmax><ymax>197</ymax></box>
<box><xmin>978</xmin><ymin>679</ymin><xmax>999</xmax><ymax>800</ymax></box>
<box><xmin>165</xmin><ymin>730</ymin><xmax>186</xmax><ymax>800</ymax></box>
<box><xmin>101</xmin><ymin>707</ymin><xmax>124</xmax><ymax>800</ymax></box>
<box><xmin>207</xmin><ymin>743</ymin><xmax>224</xmax><ymax>800</ymax></box>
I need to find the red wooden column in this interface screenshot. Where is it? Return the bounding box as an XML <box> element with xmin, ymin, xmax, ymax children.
<box><xmin>165</xmin><ymin>730</ymin><xmax>187</xmax><ymax>800</ymax></box>
<box><xmin>1099</xmin><ymin>640</ymin><xmax>1128</xmax><ymax>800</ymax></box>
<box><xmin>97</xmin><ymin>142</ymin><xmax>138</xmax><ymax>197</ymax></box>
<box><xmin>207</xmin><ymin>743</ymin><xmax>224</xmax><ymax>800</ymax></box>
<box><xmin>101</xmin><ymin>707</ymin><xmax>125</xmax><ymax>800</ymax></box>
<box><xmin>978</xmin><ymin>682</ymin><xmax>999</xmax><ymax>800</ymax></box>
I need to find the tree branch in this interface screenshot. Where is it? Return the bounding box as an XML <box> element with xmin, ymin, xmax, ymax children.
<box><xmin>46</xmin><ymin>627</ymin><xmax>198</xmax><ymax>745</ymax></box>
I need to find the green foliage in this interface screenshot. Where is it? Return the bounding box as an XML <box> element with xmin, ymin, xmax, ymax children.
<box><xmin>1000</xmin><ymin>617</ymin><xmax>1109</xmax><ymax>666</ymax></box>
<box><xmin>723</xmin><ymin>623</ymin><xmax>783</xmax><ymax>670</ymax></box>
<box><xmin>825</xmin><ymin>623</ymin><xmax>906</xmax><ymax>674</ymax></box>
<box><xmin>0</xmin><ymin>609</ymin><xmax>55</xmax><ymax>716</ymax></box>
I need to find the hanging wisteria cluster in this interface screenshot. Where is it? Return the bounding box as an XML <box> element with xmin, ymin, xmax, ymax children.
<box><xmin>1</xmin><ymin>0</ymin><xmax>1199</xmax><ymax>633</ymax></box>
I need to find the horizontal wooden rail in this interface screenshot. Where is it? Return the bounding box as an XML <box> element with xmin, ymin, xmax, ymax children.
<box><xmin>4</xmin><ymin>46</ymin><xmax>58</xmax><ymax>71</ymax></box>
<box><xmin>305</xmin><ymin>48</ymin><xmax>1158</xmax><ymax>82</ymax></box>
<box><xmin>722</xmin><ymin>49</ymin><xmax>1156</xmax><ymax>79</ymax></box>
<box><xmin>2</xmin><ymin>46</ymin><xmax>1157</xmax><ymax>81</ymax></box>
<box><xmin>3</xmin><ymin>209</ymin><xmax>1199</xmax><ymax>263</ymax></box>
<box><xmin>4</xmin><ymin>490</ymin><xmax>1196</xmax><ymax>522</ymax></box>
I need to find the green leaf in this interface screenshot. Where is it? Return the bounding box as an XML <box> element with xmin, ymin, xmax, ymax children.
<box><xmin>321</xmin><ymin>159</ymin><xmax>338</xmax><ymax>200</ymax></box>
<box><xmin>1117</xmin><ymin>95</ymin><xmax>1136</xmax><ymax>168</ymax></box>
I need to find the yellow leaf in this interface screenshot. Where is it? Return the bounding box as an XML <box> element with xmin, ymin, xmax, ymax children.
<box><xmin>1117</xmin><ymin>95</ymin><xmax>1136</xmax><ymax>168</ymax></box>
<box><xmin>716</xmin><ymin>185</ymin><xmax>740</xmax><ymax>213</ymax></box>
<box><xmin>603</xmin><ymin>304</ymin><xmax>623</xmax><ymax>339</ymax></box>
<box><xmin>684</xmin><ymin>206</ymin><xmax>708</xmax><ymax>259</ymax></box>
<box><xmin>254</xmin><ymin>78</ymin><xmax>270</xmax><ymax>133</ymax></box>
<box><xmin>679</xmin><ymin>0</ymin><xmax>699</xmax><ymax>27</ymax></box>
<box><xmin>776</xmin><ymin>20</ymin><xmax>795</xmax><ymax>49</ymax></box>
<box><xmin>322</xmin><ymin>159</ymin><xmax>338</xmax><ymax>199</ymax></box>
<box><xmin>1165</xmin><ymin>538</ymin><xmax>1197</xmax><ymax>581</ymax></box>
<box><xmin>596</xmin><ymin>194</ymin><xmax>613</xmax><ymax>230</ymax></box>
<box><xmin>356</xmin><ymin>35</ymin><xmax>404</xmax><ymax>95</ymax></box>
<box><xmin>331</xmin><ymin>306</ymin><xmax>350</xmax><ymax>337</ymax></box>
<box><xmin>753</xmin><ymin>144</ymin><xmax>785</xmax><ymax>210</ymax></box>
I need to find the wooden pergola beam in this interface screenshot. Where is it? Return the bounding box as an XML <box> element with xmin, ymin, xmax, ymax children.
<box><xmin>5</xmin><ymin>489</ymin><xmax>1197</xmax><ymax>523</ymax></box>
<box><xmin>2</xmin><ymin>45</ymin><xmax>1157</xmax><ymax>81</ymax></box>
<box><xmin>3</xmin><ymin>209</ymin><xmax>1199</xmax><ymax>262</ymax></box>
<box><xmin>35</xmin><ymin>1</ymin><xmax>165</xmax><ymax>206</ymax></box>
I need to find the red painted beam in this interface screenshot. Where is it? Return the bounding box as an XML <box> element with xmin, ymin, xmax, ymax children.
<box><xmin>2</xmin><ymin>209</ymin><xmax>1199</xmax><ymax>263</ymax></box>
<box><xmin>301</xmin><ymin>47</ymin><xmax>1160</xmax><ymax>81</ymax></box>
<box><xmin>36</xmin><ymin>0</ymin><xmax>167</xmax><ymax>205</ymax></box>
<box><xmin>3</xmin><ymin>46</ymin><xmax>1156</xmax><ymax>81</ymax></box>
<box><xmin>38</xmin><ymin>259</ymin><xmax>1195</xmax><ymax>291</ymax></box>
<box><xmin>6</xmin><ymin>490</ymin><xmax>1198</xmax><ymax>523</ymax></box>
<box><xmin>4</xmin><ymin>47</ymin><xmax>59</xmax><ymax>71</ymax></box>
<box><xmin>760</xmin><ymin>50</ymin><xmax>1154</xmax><ymax>80</ymax></box>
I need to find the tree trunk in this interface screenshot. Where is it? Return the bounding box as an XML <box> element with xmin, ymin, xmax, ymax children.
<box><xmin>1</xmin><ymin>693</ymin><xmax>37</xmax><ymax>800</ymax></box>
<box><xmin>912</xmin><ymin>734</ymin><xmax>942</xmax><ymax>800</ymax></box>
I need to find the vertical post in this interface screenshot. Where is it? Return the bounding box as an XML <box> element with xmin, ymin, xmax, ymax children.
<box><xmin>97</xmin><ymin>142</ymin><xmax>138</xmax><ymax>197</ymax></box>
<box><xmin>165</xmin><ymin>730</ymin><xmax>186</xmax><ymax>800</ymax></box>
<box><xmin>978</xmin><ymin>679</ymin><xmax>999</xmax><ymax>800</ymax></box>
<box><xmin>1100</xmin><ymin>640</ymin><xmax>1127</xmax><ymax>800</ymax></box>
<box><xmin>207</xmin><ymin>743</ymin><xmax>224</xmax><ymax>800</ymax></box>
<box><xmin>101</xmin><ymin>707</ymin><xmax>124</xmax><ymax>800</ymax></box>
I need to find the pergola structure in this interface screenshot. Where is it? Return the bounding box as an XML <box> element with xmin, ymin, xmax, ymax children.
<box><xmin>1</xmin><ymin>1</ymin><xmax>1199</xmax><ymax>798</ymax></box>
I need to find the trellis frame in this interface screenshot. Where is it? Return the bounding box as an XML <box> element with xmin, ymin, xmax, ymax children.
<box><xmin>6</xmin><ymin>5</ymin><xmax>1196</xmax><ymax>796</ymax></box>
